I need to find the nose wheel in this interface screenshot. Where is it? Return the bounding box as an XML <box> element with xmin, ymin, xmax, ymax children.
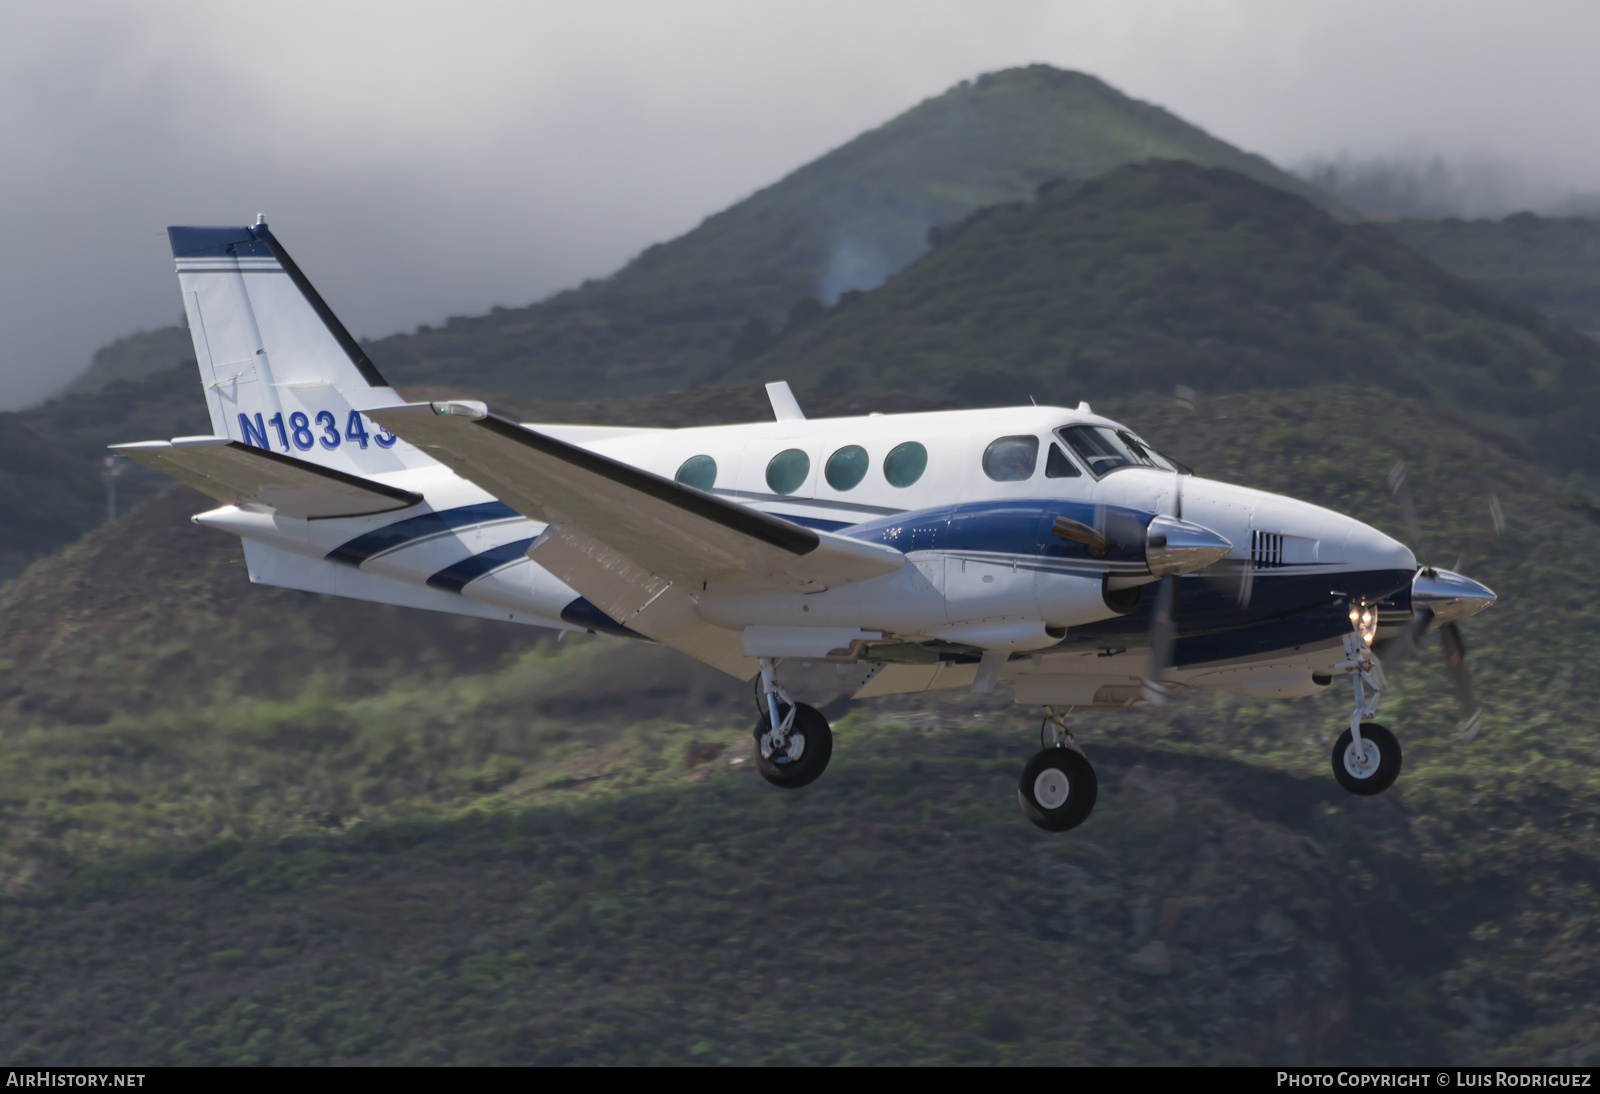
<box><xmin>1331</xmin><ymin>623</ymin><xmax>1404</xmax><ymax>796</ymax></box>
<box><xmin>1331</xmin><ymin>722</ymin><xmax>1402</xmax><ymax>796</ymax></box>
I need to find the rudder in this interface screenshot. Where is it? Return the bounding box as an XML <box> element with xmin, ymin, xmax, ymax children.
<box><xmin>170</xmin><ymin>219</ymin><xmax>424</xmax><ymax>474</ymax></box>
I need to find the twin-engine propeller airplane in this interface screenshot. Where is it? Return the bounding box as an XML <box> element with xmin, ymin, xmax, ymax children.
<box><xmin>118</xmin><ymin>219</ymin><xmax>1499</xmax><ymax>832</ymax></box>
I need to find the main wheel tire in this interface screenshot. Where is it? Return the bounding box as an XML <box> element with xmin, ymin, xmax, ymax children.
<box><xmin>753</xmin><ymin>701</ymin><xmax>833</xmax><ymax>789</ymax></box>
<box><xmin>1017</xmin><ymin>747</ymin><xmax>1098</xmax><ymax>832</ymax></box>
<box><xmin>1331</xmin><ymin>722</ymin><xmax>1402</xmax><ymax>796</ymax></box>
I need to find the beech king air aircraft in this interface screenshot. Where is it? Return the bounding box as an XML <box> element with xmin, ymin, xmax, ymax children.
<box><xmin>118</xmin><ymin>220</ymin><xmax>1499</xmax><ymax>832</ymax></box>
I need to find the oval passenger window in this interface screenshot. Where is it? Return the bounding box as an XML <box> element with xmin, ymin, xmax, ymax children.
<box><xmin>983</xmin><ymin>436</ymin><xmax>1039</xmax><ymax>482</ymax></box>
<box><xmin>766</xmin><ymin>449</ymin><xmax>811</xmax><ymax>495</ymax></box>
<box><xmin>883</xmin><ymin>442</ymin><xmax>927</xmax><ymax>488</ymax></box>
<box><xmin>825</xmin><ymin>445</ymin><xmax>869</xmax><ymax>491</ymax></box>
<box><xmin>675</xmin><ymin>455</ymin><xmax>717</xmax><ymax>491</ymax></box>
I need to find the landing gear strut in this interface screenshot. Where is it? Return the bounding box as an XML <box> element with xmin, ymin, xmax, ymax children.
<box><xmin>1017</xmin><ymin>706</ymin><xmax>1098</xmax><ymax>832</ymax></box>
<box><xmin>751</xmin><ymin>658</ymin><xmax>833</xmax><ymax>789</ymax></box>
<box><xmin>1331</xmin><ymin>621</ymin><xmax>1404</xmax><ymax>795</ymax></box>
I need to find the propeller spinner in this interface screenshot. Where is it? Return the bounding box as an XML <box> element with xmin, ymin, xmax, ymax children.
<box><xmin>1381</xmin><ymin>461</ymin><xmax>1500</xmax><ymax>739</ymax></box>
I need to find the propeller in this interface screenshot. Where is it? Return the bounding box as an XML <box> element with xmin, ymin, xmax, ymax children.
<box><xmin>1146</xmin><ymin>472</ymin><xmax>1183</xmax><ymax>697</ymax></box>
<box><xmin>1385</xmin><ymin>460</ymin><xmax>1432</xmax><ymax>571</ymax></box>
<box><xmin>1047</xmin><ymin>471</ymin><xmax>1227</xmax><ymax>703</ymax></box>
<box><xmin>1233</xmin><ymin>542</ymin><xmax>1256</xmax><ymax>609</ymax></box>
<box><xmin>1454</xmin><ymin>494</ymin><xmax>1505</xmax><ymax>574</ymax></box>
<box><xmin>1440</xmin><ymin>622</ymin><xmax>1482</xmax><ymax>741</ymax></box>
<box><xmin>1380</xmin><ymin>460</ymin><xmax>1501</xmax><ymax>740</ymax></box>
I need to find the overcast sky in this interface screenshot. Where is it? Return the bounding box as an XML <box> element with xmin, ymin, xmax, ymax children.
<box><xmin>5</xmin><ymin>0</ymin><xmax>1600</xmax><ymax>409</ymax></box>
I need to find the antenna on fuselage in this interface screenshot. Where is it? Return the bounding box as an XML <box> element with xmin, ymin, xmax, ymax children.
<box><xmin>765</xmin><ymin>381</ymin><xmax>805</xmax><ymax>421</ymax></box>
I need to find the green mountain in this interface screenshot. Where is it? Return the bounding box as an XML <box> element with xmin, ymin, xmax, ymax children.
<box><xmin>740</xmin><ymin>160</ymin><xmax>1600</xmax><ymax>480</ymax></box>
<box><xmin>61</xmin><ymin>326</ymin><xmax>194</xmax><ymax>396</ymax></box>
<box><xmin>0</xmin><ymin>65</ymin><xmax>1344</xmax><ymax>579</ymax></box>
<box><xmin>0</xmin><ymin>323</ymin><xmax>206</xmax><ymax>579</ymax></box>
<box><xmin>1385</xmin><ymin>213</ymin><xmax>1600</xmax><ymax>335</ymax></box>
<box><xmin>0</xmin><ymin>362</ymin><xmax>213</xmax><ymax>580</ymax></box>
<box><xmin>367</xmin><ymin>65</ymin><xmax>1343</xmax><ymax>400</ymax></box>
<box><xmin>0</xmin><ymin>414</ymin><xmax>105</xmax><ymax>583</ymax></box>
<box><xmin>2</xmin><ymin>385</ymin><xmax>1596</xmax><ymax>1064</ymax></box>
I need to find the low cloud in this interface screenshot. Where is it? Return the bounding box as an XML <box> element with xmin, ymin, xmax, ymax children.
<box><xmin>7</xmin><ymin>1</ymin><xmax>1600</xmax><ymax>409</ymax></box>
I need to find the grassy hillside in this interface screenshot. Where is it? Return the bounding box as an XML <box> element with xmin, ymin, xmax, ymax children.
<box><xmin>1386</xmin><ymin>213</ymin><xmax>1600</xmax><ymax>335</ymax></box>
<box><xmin>364</xmin><ymin>66</ymin><xmax>1342</xmax><ymax>401</ymax></box>
<box><xmin>743</xmin><ymin>161</ymin><xmax>1600</xmax><ymax>482</ymax></box>
<box><xmin>0</xmin><ymin>415</ymin><xmax>105</xmax><ymax>583</ymax></box>
<box><xmin>61</xmin><ymin>326</ymin><xmax>194</xmax><ymax>396</ymax></box>
<box><xmin>3</xmin><ymin>386</ymin><xmax>1598</xmax><ymax>1064</ymax></box>
<box><xmin>0</xmin><ymin>362</ymin><xmax>214</xmax><ymax>579</ymax></box>
<box><xmin>0</xmin><ymin>326</ymin><xmax>203</xmax><ymax>579</ymax></box>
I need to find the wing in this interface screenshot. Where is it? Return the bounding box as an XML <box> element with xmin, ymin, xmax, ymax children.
<box><xmin>113</xmin><ymin>436</ymin><xmax>422</xmax><ymax>519</ymax></box>
<box><xmin>369</xmin><ymin>401</ymin><xmax>905</xmax><ymax>629</ymax></box>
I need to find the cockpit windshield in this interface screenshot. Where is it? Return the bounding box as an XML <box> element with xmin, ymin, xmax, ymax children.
<box><xmin>1057</xmin><ymin>425</ymin><xmax>1185</xmax><ymax>478</ymax></box>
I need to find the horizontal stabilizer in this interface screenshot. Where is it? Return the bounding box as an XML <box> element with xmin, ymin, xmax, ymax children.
<box><xmin>368</xmin><ymin>402</ymin><xmax>904</xmax><ymax>609</ymax></box>
<box><xmin>113</xmin><ymin>437</ymin><xmax>422</xmax><ymax>519</ymax></box>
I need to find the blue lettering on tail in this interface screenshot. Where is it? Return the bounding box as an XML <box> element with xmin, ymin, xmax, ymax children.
<box><xmin>238</xmin><ymin>412</ymin><xmax>270</xmax><ymax>450</ymax></box>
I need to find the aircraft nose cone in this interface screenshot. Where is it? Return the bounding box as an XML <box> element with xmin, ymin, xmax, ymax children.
<box><xmin>1344</xmin><ymin>521</ymin><xmax>1416</xmax><ymax>573</ymax></box>
<box><xmin>1146</xmin><ymin>514</ymin><xmax>1232</xmax><ymax>577</ymax></box>
<box><xmin>1413</xmin><ymin>568</ymin><xmax>1497</xmax><ymax>624</ymax></box>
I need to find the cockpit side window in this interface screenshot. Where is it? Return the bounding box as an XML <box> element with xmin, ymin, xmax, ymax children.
<box><xmin>1057</xmin><ymin>425</ymin><xmax>1182</xmax><ymax>478</ymax></box>
<box><xmin>983</xmin><ymin>435</ymin><xmax>1039</xmax><ymax>482</ymax></box>
<box><xmin>1045</xmin><ymin>443</ymin><xmax>1081</xmax><ymax>478</ymax></box>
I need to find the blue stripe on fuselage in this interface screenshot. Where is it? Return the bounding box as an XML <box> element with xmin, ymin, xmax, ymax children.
<box><xmin>426</xmin><ymin>537</ymin><xmax>537</xmax><ymax>592</ymax></box>
<box><xmin>1170</xmin><ymin>602</ymin><xmax>1354</xmax><ymax>667</ymax></box>
<box><xmin>560</xmin><ymin>597</ymin><xmax>643</xmax><ymax>639</ymax></box>
<box><xmin>1068</xmin><ymin>567</ymin><xmax>1415</xmax><ymax>663</ymax></box>
<box><xmin>842</xmin><ymin>498</ymin><xmax>1151</xmax><ymax>565</ymax></box>
<box><xmin>774</xmin><ymin>513</ymin><xmax>853</xmax><ymax>533</ymax></box>
<box><xmin>326</xmin><ymin>501</ymin><xmax>521</xmax><ymax>566</ymax></box>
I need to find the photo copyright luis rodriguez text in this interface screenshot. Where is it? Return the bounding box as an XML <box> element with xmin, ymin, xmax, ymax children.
<box><xmin>1278</xmin><ymin>1075</ymin><xmax>1593</xmax><ymax>1088</ymax></box>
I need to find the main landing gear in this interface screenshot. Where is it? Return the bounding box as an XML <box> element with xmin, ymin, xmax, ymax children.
<box><xmin>1331</xmin><ymin>624</ymin><xmax>1404</xmax><ymax>796</ymax></box>
<box><xmin>751</xmin><ymin>658</ymin><xmax>833</xmax><ymax>788</ymax></box>
<box><xmin>1017</xmin><ymin>706</ymin><xmax>1099</xmax><ymax>832</ymax></box>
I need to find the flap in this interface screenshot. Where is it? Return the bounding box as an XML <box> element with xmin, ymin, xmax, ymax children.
<box><xmin>113</xmin><ymin>437</ymin><xmax>422</xmax><ymax>519</ymax></box>
<box><xmin>369</xmin><ymin>402</ymin><xmax>905</xmax><ymax>600</ymax></box>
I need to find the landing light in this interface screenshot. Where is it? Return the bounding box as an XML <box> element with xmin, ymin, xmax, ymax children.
<box><xmin>1349</xmin><ymin>605</ymin><xmax>1377</xmax><ymax>645</ymax></box>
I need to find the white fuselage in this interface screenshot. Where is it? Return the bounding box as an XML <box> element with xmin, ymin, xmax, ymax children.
<box><xmin>198</xmin><ymin>405</ymin><xmax>1414</xmax><ymax>682</ymax></box>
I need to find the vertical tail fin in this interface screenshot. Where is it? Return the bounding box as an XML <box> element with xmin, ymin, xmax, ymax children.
<box><xmin>169</xmin><ymin>219</ymin><xmax>426</xmax><ymax>473</ymax></box>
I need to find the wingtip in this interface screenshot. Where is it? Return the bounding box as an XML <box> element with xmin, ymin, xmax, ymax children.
<box><xmin>430</xmin><ymin>400</ymin><xmax>488</xmax><ymax>420</ymax></box>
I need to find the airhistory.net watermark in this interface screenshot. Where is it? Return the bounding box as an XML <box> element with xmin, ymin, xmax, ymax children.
<box><xmin>5</xmin><ymin>1075</ymin><xmax>145</xmax><ymax>1088</ymax></box>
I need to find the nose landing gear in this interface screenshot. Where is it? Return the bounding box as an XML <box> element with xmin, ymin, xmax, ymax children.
<box><xmin>751</xmin><ymin>658</ymin><xmax>834</xmax><ymax>789</ymax></box>
<box><xmin>1331</xmin><ymin>625</ymin><xmax>1404</xmax><ymax>796</ymax></box>
<box><xmin>1017</xmin><ymin>706</ymin><xmax>1099</xmax><ymax>832</ymax></box>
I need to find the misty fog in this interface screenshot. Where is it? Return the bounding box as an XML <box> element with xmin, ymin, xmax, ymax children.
<box><xmin>1296</xmin><ymin>153</ymin><xmax>1600</xmax><ymax>220</ymax></box>
<box><xmin>6</xmin><ymin>0</ymin><xmax>1600</xmax><ymax>409</ymax></box>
